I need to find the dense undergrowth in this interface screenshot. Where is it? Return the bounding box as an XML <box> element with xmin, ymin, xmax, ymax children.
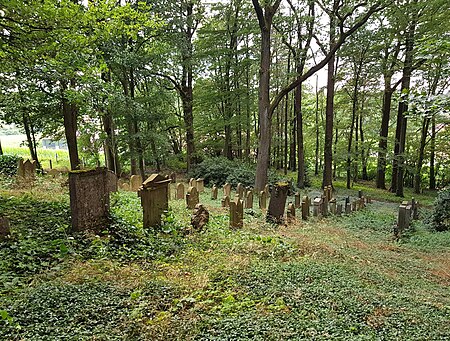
<box><xmin>1</xmin><ymin>178</ymin><xmax>449</xmax><ymax>340</ymax></box>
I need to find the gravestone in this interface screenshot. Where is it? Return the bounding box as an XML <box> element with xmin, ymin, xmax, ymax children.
<box><xmin>245</xmin><ymin>191</ymin><xmax>253</xmax><ymax>209</ymax></box>
<box><xmin>211</xmin><ymin>185</ymin><xmax>218</xmax><ymax>200</ymax></box>
<box><xmin>230</xmin><ymin>199</ymin><xmax>244</xmax><ymax>228</ymax></box>
<box><xmin>327</xmin><ymin>186</ymin><xmax>333</xmax><ymax>201</ymax></box>
<box><xmin>358</xmin><ymin>197</ymin><xmax>365</xmax><ymax>210</ymax></box>
<box><xmin>170</xmin><ymin>172</ymin><xmax>176</xmax><ymax>183</ymax></box>
<box><xmin>294</xmin><ymin>192</ymin><xmax>301</xmax><ymax>208</ymax></box>
<box><xmin>313</xmin><ymin>197</ymin><xmax>322</xmax><ymax>217</ymax></box>
<box><xmin>267</xmin><ymin>183</ymin><xmax>289</xmax><ymax>223</ymax></box>
<box><xmin>411</xmin><ymin>198</ymin><xmax>419</xmax><ymax>220</ymax></box>
<box><xmin>345</xmin><ymin>197</ymin><xmax>351</xmax><ymax>214</ymax></box>
<box><xmin>17</xmin><ymin>159</ymin><xmax>25</xmax><ymax>177</ymax></box>
<box><xmin>69</xmin><ymin>168</ymin><xmax>111</xmax><ymax>232</ymax></box>
<box><xmin>336</xmin><ymin>203</ymin><xmax>343</xmax><ymax>216</ymax></box>
<box><xmin>176</xmin><ymin>183</ymin><xmax>185</xmax><ymax>200</ymax></box>
<box><xmin>259</xmin><ymin>191</ymin><xmax>267</xmax><ymax>210</ymax></box>
<box><xmin>223</xmin><ymin>183</ymin><xmax>231</xmax><ymax>197</ymax></box>
<box><xmin>189</xmin><ymin>178</ymin><xmax>196</xmax><ymax>188</ymax></box>
<box><xmin>107</xmin><ymin>171</ymin><xmax>118</xmax><ymax>192</ymax></box>
<box><xmin>0</xmin><ymin>216</ymin><xmax>10</xmax><ymax>240</ymax></box>
<box><xmin>329</xmin><ymin>198</ymin><xmax>337</xmax><ymax>215</ymax></box>
<box><xmin>322</xmin><ymin>195</ymin><xmax>329</xmax><ymax>217</ymax></box>
<box><xmin>351</xmin><ymin>201</ymin><xmax>358</xmax><ymax>212</ymax></box>
<box><xmin>301</xmin><ymin>197</ymin><xmax>310</xmax><ymax>220</ymax></box>
<box><xmin>396</xmin><ymin>203</ymin><xmax>409</xmax><ymax>237</ymax></box>
<box><xmin>186</xmin><ymin>186</ymin><xmax>199</xmax><ymax>209</ymax></box>
<box><xmin>196</xmin><ymin>178</ymin><xmax>205</xmax><ymax>193</ymax></box>
<box><xmin>138</xmin><ymin>174</ymin><xmax>171</xmax><ymax>228</ymax></box>
<box><xmin>130</xmin><ymin>174</ymin><xmax>143</xmax><ymax>192</ymax></box>
<box><xmin>287</xmin><ymin>203</ymin><xmax>295</xmax><ymax>222</ymax></box>
<box><xmin>191</xmin><ymin>204</ymin><xmax>209</xmax><ymax>231</ymax></box>
<box><xmin>23</xmin><ymin>159</ymin><xmax>36</xmax><ymax>179</ymax></box>
<box><xmin>47</xmin><ymin>169</ymin><xmax>60</xmax><ymax>178</ymax></box>
<box><xmin>237</xmin><ymin>183</ymin><xmax>244</xmax><ymax>199</ymax></box>
<box><xmin>221</xmin><ymin>195</ymin><xmax>230</xmax><ymax>208</ymax></box>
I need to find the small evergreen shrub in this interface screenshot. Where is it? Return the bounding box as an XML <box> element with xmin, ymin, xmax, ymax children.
<box><xmin>429</xmin><ymin>187</ymin><xmax>450</xmax><ymax>232</ymax></box>
<box><xmin>0</xmin><ymin>155</ymin><xmax>22</xmax><ymax>177</ymax></box>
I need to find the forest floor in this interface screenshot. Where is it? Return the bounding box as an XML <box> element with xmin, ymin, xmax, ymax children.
<box><xmin>1</xmin><ymin>175</ymin><xmax>449</xmax><ymax>340</ymax></box>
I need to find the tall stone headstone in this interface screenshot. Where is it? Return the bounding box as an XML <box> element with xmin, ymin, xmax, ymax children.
<box><xmin>313</xmin><ymin>197</ymin><xmax>323</xmax><ymax>217</ymax></box>
<box><xmin>17</xmin><ymin>159</ymin><xmax>25</xmax><ymax>177</ymax></box>
<box><xmin>267</xmin><ymin>183</ymin><xmax>289</xmax><ymax>223</ymax></box>
<box><xmin>396</xmin><ymin>203</ymin><xmax>409</xmax><ymax>237</ymax></box>
<box><xmin>0</xmin><ymin>216</ymin><xmax>10</xmax><ymax>240</ymax></box>
<box><xmin>345</xmin><ymin>196</ymin><xmax>351</xmax><ymax>214</ymax></box>
<box><xmin>329</xmin><ymin>198</ymin><xmax>337</xmax><ymax>215</ymax></box>
<box><xmin>176</xmin><ymin>183</ymin><xmax>185</xmax><ymax>200</ymax></box>
<box><xmin>186</xmin><ymin>186</ymin><xmax>199</xmax><ymax>209</ymax></box>
<box><xmin>23</xmin><ymin>159</ymin><xmax>36</xmax><ymax>179</ymax></box>
<box><xmin>301</xmin><ymin>197</ymin><xmax>310</xmax><ymax>221</ymax></box>
<box><xmin>259</xmin><ymin>191</ymin><xmax>267</xmax><ymax>210</ymax></box>
<box><xmin>294</xmin><ymin>192</ymin><xmax>301</xmax><ymax>209</ymax></box>
<box><xmin>107</xmin><ymin>171</ymin><xmax>118</xmax><ymax>192</ymax></box>
<box><xmin>69</xmin><ymin>168</ymin><xmax>111</xmax><ymax>232</ymax></box>
<box><xmin>236</xmin><ymin>183</ymin><xmax>244</xmax><ymax>199</ymax></box>
<box><xmin>287</xmin><ymin>203</ymin><xmax>296</xmax><ymax>222</ymax></box>
<box><xmin>138</xmin><ymin>174</ymin><xmax>171</xmax><ymax>228</ymax></box>
<box><xmin>336</xmin><ymin>203</ymin><xmax>343</xmax><ymax>216</ymax></box>
<box><xmin>221</xmin><ymin>195</ymin><xmax>230</xmax><ymax>208</ymax></box>
<box><xmin>189</xmin><ymin>178</ymin><xmax>196</xmax><ymax>188</ymax></box>
<box><xmin>211</xmin><ymin>185</ymin><xmax>218</xmax><ymax>200</ymax></box>
<box><xmin>411</xmin><ymin>198</ymin><xmax>419</xmax><ymax>220</ymax></box>
<box><xmin>322</xmin><ymin>195</ymin><xmax>329</xmax><ymax>217</ymax></box>
<box><xmin>196</xmin><ymin>178</ymin><xmax>205</xmax><ymax>193</ymax></box>
<box><xmin>230</xmin><ymin>199</ymin><xmax>243</xmax><ymax>228</ymax></box>
<box><xmin>130</xmin><ymin>174</ymin><xmax>143</xmax><ymax>192</ymax></box>
<box><xmin>223</xmin><ymin>183</ymin><xmax>231</xmax><ymax>197</ymax></box>
<box><xmin>245</xmin><ymin>191</ymin><xmax>253</xmax><ymax>209</ymax></box>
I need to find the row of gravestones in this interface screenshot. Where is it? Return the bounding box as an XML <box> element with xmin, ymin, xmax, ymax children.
<box><xmin>395</xmin><ymin>198</ymin><xmax>419</xmax><ymax>238</ymax></box>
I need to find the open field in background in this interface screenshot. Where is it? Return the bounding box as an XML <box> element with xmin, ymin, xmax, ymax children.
<box><xmin>0</xmin><ymin>176</ymin><xmax>448</xmax><ymax>340</ymax></box>
<box><xmin>3</xmin><ymin>147</ymin><xmax>71</xmax><ymax>169</ymax></box>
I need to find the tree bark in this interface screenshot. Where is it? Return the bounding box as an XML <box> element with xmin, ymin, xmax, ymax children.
<box><xmin>61</xmin><ymin>79</ymin><xmax>80</xmax><ymax>171</ymax></box>
<box><xmin>376</xmin><ymin>86</ymin><xmax>393</xmax><ymax>189</ymax></box>
<box><xmin>429</xmin><ymin>115</ymin><xmax>436</xmax><ymax>189</ymax></box>
<box><xmin>414</xmin><ymin>117</ymin><xmax>430</xmax><ymax>193</ymax></box>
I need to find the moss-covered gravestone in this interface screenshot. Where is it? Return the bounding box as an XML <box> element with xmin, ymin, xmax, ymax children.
<box><xmin>138</xmin><ymin>174</ymin><xmax>171</xmax><ymax>228</ymax></box>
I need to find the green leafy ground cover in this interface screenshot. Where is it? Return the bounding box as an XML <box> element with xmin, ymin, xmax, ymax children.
<box><xmin>0</xmin><ymin>176</ymin><xmax>449</xmax><ymax>340</ymax></box>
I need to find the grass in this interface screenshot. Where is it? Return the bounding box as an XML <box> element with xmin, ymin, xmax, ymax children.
<box><xmin>0</xmin><ymin>178</ymin><xmax>449</xmax><ymax>340</ymax></box>
<box><xmin>3</xmin><ymin>146</ymin><xmax>71</xmax><ymax>169</ymax></box>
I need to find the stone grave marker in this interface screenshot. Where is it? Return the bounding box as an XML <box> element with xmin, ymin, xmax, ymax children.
<box><xmin>259</xmin><ymin>191</ymin><xmax>267</xmax><ymax>210</ymax></box>
<box><xmin>345</xmin><ymin>197</ymin><xmax>351</xmax><ymax>214</ymax></box>
<box><xmin>237</xmin><ymin>183</ymin><xmax>244</xmax><ymax>199</ymax></box>
<box><xmin>69</xmin><ymin>168</ymin><xmax>111</xmax><ymax>232</ymax></box>
<box><xmin>189</xmin><ymin>178</ymin><xmax>196</xmax><ymax>188</ymax></box>
<box><xmin>138</xmin><ymin>174</ymin><xmax>171</xmax><ymax>228</ymax></box>
<box><xmin>351</xmin><ymin>200</ymin><xmax>358</xmax><ymax>212</ymax></box>
<box><xmin>329</xmin><ymin>198</ymin><xmax>337</xmax><ymax>215</ymax></box>
<box><xmin>267</xmin><ymin>183</ymin><xmax>289</xmax><ymax>223</ymax></box>
<box><xmin>191</xmin><ymin>204</ymin><xmax>209</xmax><ymax>231</ymax></box>
<box><xmin>294</xmin><ymin>192</ymin><xmax>301</xmax><ymax>208</ymax></box>
<box><xmin>221</xmin><ymin>195</ymin><xmax>230</xmax><ymax>208</ymax></box>
<box><xmin>396</xmin><ymin>203</ymin><xmax>409</xmax><ymax>237</ymax></box>
<box><xmin>107</xmin><ymin>171</ymin><xmax>118</xmax><ymax>192</ymax></box>
<box><xmin>223</xmin><ymin>183</ymin><xmax>231</xmax><ymax>197</ymax></box>
<box><xmin>176</xmin><ymin>183</ymin><xmax>185</xmax><ymax>200</ymax></box>
<box><xmin>186</xmin><ymin>186</ymin><xmax>199</xmax><ymax>209</ymax></box>
<box><xmin>336</xmin><ymin>203</ymin><xmax>343</xmax><ymax>216</ymax></box>
<box><xmin>23</xmin><ymin>159</ymin><xmax>36</xmax><ymax>179</ymax></box>
<box><xmin>170</xmin><ymin>172</ymin><xmax>176</xmax><ymax>183</ymax></box>
<box><xmin>0</xmin><ymin>216</ymin><xmax>10</xmax><ymax>240</ymax></box>
<box><xmin>130</xmin><ymin>174</ymin><xmax>143</xmax><ymax>192</ymax></box>
<box><xmin>301</xmin><ymin>196</ymin><xmax>310</xmax><ymax>220</ymax></box>
<box><xmin>322</xmin><ymin>195</ymin><xmax>329</xmax><ymax>217</ymax></box>
<box><xmin>196</xmin><ymin>178</ymin><xmax>205</xmax><ymax>192</ymax></box>
<box><xmin>17</xmin><ymin>159</ymin><xmax>25</xmax><ymax>177</ymax></box>
<box><xmin>411</xmin><ymin>198</ymin><xmax>419</xmax><ymax>220</ymax></box>
<box><xmin>211</xmin><ymin>185</ymin><xmax>218</xmax><ymax>200</ymax></box>
<box><xmin>287</xmin><ymin>203</ymin><xmax>295</xmax><ymax>222</ymax></box>
<box><xmin>230</xmin><ymin>199</ymin><xmax>244</xmax><ymax>228</ymax></box>
<box><xmin>313</xmin><ymin>197</ymin><xmax>322</xmax><ymax>217</ymax></box>
<box><xmin>245</xmin><ymin>191</ymin><xmax>253</xmax><ymax>209</ymax></box>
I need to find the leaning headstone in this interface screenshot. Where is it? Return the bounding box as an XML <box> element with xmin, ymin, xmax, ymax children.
<box><xmin>138</xmin><ymin>174</ymin><xmax>171</xmax><ymax>228</ymax></box>
<box><xmin>191</xmin><ymin>204</ymin><xmax>209</xmax><ymax>231</ymax></box>
<box><xmin>223</xmin><ymin>183</ymin><xmax>231</xmax><ymax>197</ymax></box>
<box><xmin>211</xmin><ymin>185</ymin><xmax>218</xmax><ymax>200</ymax></box>
<box><xmin>267</xmin><ymin>183</ymin><xmax>289</xmax><ymax>223</ymax></box>
<box><xmin>196</xmin><ymin>178</ymin><xmax>205</xmax><ymax>193</ymax></box>
<box><xmin>287</xmin><ymin>203</ymin><xmax>296</xmax><ymax>222</ymax></box>
<box><xmin>176</xmin><ymin>183</ymin><xmax>185</xmax><ymax>200</ymax></box>
<box><xmin>130</xmin><ymin>174</ymin><xmax>143</xmax><ymax>192</ymax></box>
<box><xmin>170</xmin><ymin>172</ymin><xmax>176</xmax><ymax>184</ymax></box>
<box><xmin>23</xmin><ymin>159</ymin><xmax>36</xmax><ymax>179</ymax></box>
<box><xmin>294</xmin><ymin>192</ymin><xmax>301</xmax><ymax>209</ymax></box>
<box><xmin>237</xmin><ymin>183</ymin><xmax>244</xmax><ymax>199</ymax></box>
<box><xmin>301</xmin><ymin>197</ymin><xmax>310</xmax><ymax>220</ymax></box>
<box><xmin>17</xmin><ymin>159</ymin><xmax>25</xmax><ymax>177</ymax></box>
<box><xmin>259</xmin><ymin>191</ymin><xmax>267</xmax><ymax>210</ymax></box>
<box><xmin>0</xmin><ymin>216</ymin><xmax>10</xmax><ymax>240</ymax></box>
<box><xmin>221</xmin><ymin>195</ymin><xmax>230</xmax><ymax>208</ymax></box>
<box><xmin>186</xmin><ymin>186</ymin><xmax>199</xmax><ymax>209</ymax></box>
<box><xmin>69</xmin><ymin>168</ymin><xmax>111</xmax><ymax>232</ymax></box>
<box><xmin>313</xmin><ymin>197</ymin><xmax>322</xmax><ymax>217</ymax></box>
<box><xmin>230</xmin><ymin>199</ymin><xmax>244</xmax><ymax>228</ymax></box>
<box><xmin>245</xmin><ymin>191</ymin><xmax>253</xmax><ymax>209</ymax></box>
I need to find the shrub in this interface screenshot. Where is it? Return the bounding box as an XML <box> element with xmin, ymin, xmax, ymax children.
<box><xmin>0</xmin><ymin>154</ymin><xmax>22</xmax><ymax>177</ymax></box>
<box><xmin>429</xmin><ymin>187</ymin><xmax>450</xmax><ymax>232</ymax></box>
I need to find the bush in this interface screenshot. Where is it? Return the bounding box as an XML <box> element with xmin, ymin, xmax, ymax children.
<box><xmin>429</xmin><ymin>187</ymin><xmax>450</xmax><ymax>232</ymax></box>
<box><xmin>189</xmin><ymin>157</ymin><xmax>282</xmax><ymax>188</ymax></box>
<box><xmin>0</xmin><ymin>154</ymin><xmax>22</xmax><ymax>177</ymax></box>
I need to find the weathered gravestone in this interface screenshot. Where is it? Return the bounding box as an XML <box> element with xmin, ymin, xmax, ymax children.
<box><xmin>329</xmin><ymin>198</ymin><xmax>337</xmax><ymax>215</ymax></box>
<box><xmin>196</xmin><ymin>178</ymin><xmax>205</xmax><ymax>193</ymax></box>
<box><xmin>130</xmin><ymin>174</ymin><xmax>143</xmax><ymax>192</ymax></box>
<box><xmin>322</xmin><ymin>195</ymin><xmax>329</xmax><ymax>217</ymax></box>
<box><xmin>245</xmin><ymin>191</ymin><xmax>253</xmax><ymax>209</ymax></box>
<box><xmin>411</xmin><ymin>198</ymin><xmax>419</xmax><ymax>220</ymax></box>
<box><xmin>267</xmin><ymin>183</ymin><xmax>289</xmax><ymax>223</ymax></box>
<box><xmin>230</xmin><ymin>199</ymin><xmax>243</xmax><ymax>228</ymax></box>
<box><xmin>189</xmin><ymin>178</ymin><xmax>197</xmax><ymax>188</ymax></box>
<box><xmin>47</xmin><ymin>169</ymin><xmax>60</xmax><ymax>178</ymax></box>
<box><xmin>223</xmin><ymin>183</ymin><xmax>231</xmax><ymax>197</ymax></box>
<box><xmin>17</xmin><ymin>159</ymin><xmax>25</xmax><ymax>177</ymax></box>
<box><xmin>23</xmin><ymin>159</ymin><xmax>36</xmax><ymax>179</ymax></box>
<box><xmin>107</xmin><ymin>171</ymin><xmax>118</xmax><ymax>192</ymax></box>
<box><xmin>186</xmin><ymin>186</ymin><xmax>199</xmax><ymax>209</ymax></box>
<box><xmin>176</xmin><ymin>183</ymin><xmax>185</xmax><ymax>200</ymax></box>
<box><xmin>287</xmin><ymin>203</ymin><xmax>296</xmax><ymax>222</ymax></box>
<box><xmin>336</xmin><ymin>203</ymin><xmax>343</xmax><ymax>216</ymax></box>
<box><xmin>170</xmin><ymin>172</ymin><xmax>176</xmax><ymax>183</ymax></box>
<box><xmin>396</xmin><ymin>203</ymin><xmax>409</xmax><ymax>237</ymax></box>
<box><xmin>294</xmin><ymin>192</ymin><xmax>301</xmax><ymax>208</ymax></box>
<box><xmin>69</xmin><ymin>168</ymin><xmax>111</xmax><ymax>232</ymax></box>
<box><xmin>221</xmin><ymin>195</ymin><xmax>230</xmax><ymax>208</ymax></box>
<box><xmin>0</xmin><ymin>216</ymin><xmax>10</xmax><ymax>240</ymax></box>
<box><xmin>301</xmin><ymin>196</ymin><xmax>310</xmax><ymax>220</ymax></box>
<box><xmin>313</xmin><ymin>197</ymin><xmax>323</xmax><ymax>217</ymax></box>
<box><xmin>211</xmin><ymin>185</ymin><xmax>218</xmax><ymax>200</ymax></box>
<box><xmin>138</xmin><ymin>174</ymin><xmax>171</xmax><ymax>228</ymax></box>
<box><xmin>259</xmin><ymin>191</ymin><xmax>267</xmax><ymax>210</ymax></box>
<box><xmin>236</xmin><ymin>183</ymin><xmax>244</xmax><ymax>199</ymax></box>
<box><xmin>351</xmin><ymin>200</ymin><xmax>358</xmax><ymax>212</ymax></box>
<box><xmin>191</xmin><ymin>204</ymin><xmax>209</xmax><ymax>231</ymax></box>
<box><xmin>345</xmin><ymin>197</ymin><xmax>351</xmax><ymax>214</ymax></box>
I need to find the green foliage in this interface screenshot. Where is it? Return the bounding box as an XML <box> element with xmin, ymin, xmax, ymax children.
<box><xmin>429</xmin><ymin>187</ymin><xmax>450</xmax><ymax>231</ymax></box>
<box><xmin>0</xmin><ymin>154</ymin><xmax>21</xmax><ymax>176</ymax></box>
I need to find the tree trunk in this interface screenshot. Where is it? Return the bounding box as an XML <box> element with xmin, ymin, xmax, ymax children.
<box><xmin>102</xmin><ymin>113</ymin><xmax>120</xmax><ymax>174</ymax></box>
<box><xmin>61</xmin><ymin>80</ymin><xmax>80</xmax><ymax>171</ymax></box>
<box><xmin>315</xmin><ymin>76</ymin><xmax>320</xmax><ymax>176</ymax></box>
<box><xmin>429</xmin><ymin>115</ymin><xmax>436</xmax><ymax>189</ymax></box>
<box><xmin>414</xmin><ymin>117</ymin><xmax>430</xmax><ymax>193</ymax></box>
<box><xmin>376</xmin><ymin>86</ymin><xmax>393</xmax><ymax>189</ymax></box>
<box><xmin>360</xmin><ymin>104</ymin><xmax>368</xmax><ymax>180</ymax></box>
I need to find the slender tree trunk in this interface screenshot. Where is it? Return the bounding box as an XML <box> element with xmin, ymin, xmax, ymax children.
<box><xmin>315</xmin><ymin>76</ymin><xmax>320</xmax><ymax>176</ymax></box>
<box><xmin>414</xmin><ymin>117</ymin><xmax>430</xmax><ymax>193</ymax></box>
<box><xmin>376</xmin><ymin>85</ymin><xmax>393</xmax><ymax>189</ymax></box>
<box><xmin>296</xmin><ymin>81</ymin><xmax>305</xmax><ymax>188</ymax></box>
<box><xmin>0</xmin><ymin>140</ymin><xmax>3</xmax><ymax>155</ymax></box>
<box><xmin>429</xmin><ymin>115</ymin><xmax>436</xmax><ymax>189</ymax></box>
<box><xmin>360</xmin><ymin>106</ymin><xmax>368</xmax><ymax>180</ymax></box>
<box><xmin>61</xmin><ymin>80</ymin><xmax>80</xmax><ymax>171</ymax></box>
